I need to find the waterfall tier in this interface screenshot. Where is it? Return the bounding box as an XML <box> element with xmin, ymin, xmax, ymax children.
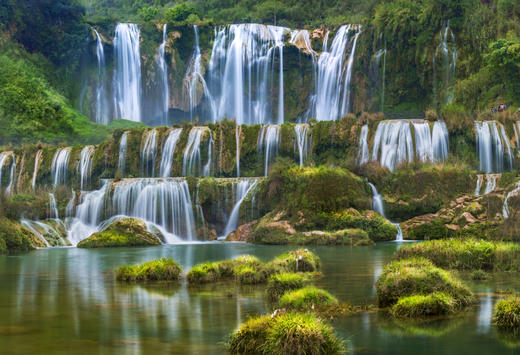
<box><xmin>475</xmin><ymin>121</ymin><xmax>514</xmax><ymax>173</ymax></box>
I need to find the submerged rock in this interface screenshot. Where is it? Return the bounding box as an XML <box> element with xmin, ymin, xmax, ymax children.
<box><xmin>77</xmin><ymin>218</ymin><xmax>161</xmax><ymax>248</ymax></box>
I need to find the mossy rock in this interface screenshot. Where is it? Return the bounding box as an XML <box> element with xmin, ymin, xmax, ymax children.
<box><xmin>403</xmin><ymin>217</ymin><xmax>452</xmax><ymax>240</ymax></box>
<box><xmin>186</xmin><ymin>262</ymin><xmax>220</xmax><ymax>284</ymax></box>
<box><xmin>228</xmin><ymin>312</ymin><xmax>345</xmax><ymax>355</ymax></box>
<box><xmin>235</xmin><ymin>265</ymin><xmax>268</xmax><ymax>285</ymax></box>
<box><xmin>494</xmin><ymin>296</ymin><xmax>520</xmax><ymax>330</ymax></box>
<box><xmin>187</xmin><ymin>255</ymin><xmax>264</xmax><ymax>284</ymax></box>
<box><xmin>0</xmin><ymin>218</ymin><xmax>35</xmax><ymax>254</ymax></box>
<box><xmin>268</xmin><ymin>248</ymin><xmax>321</xmax><ymax>273</ymax></box>
<box><xmin>115</xmin><ymin>258</ymin><xmax>183</xmax><ymax>282</ymax></box>
<box><xmin>266</xmin><ymin>273</ymin><xmax>307</xmax><ymax>301</ymax></box>
<box><xmin>77</xmin><ymin>218</ymin><xmax>161</xmax><ymax>248</ymax></box>
<box><xmin>391</xmin><ymin>292</ymin><xmax>458</xmax><ymax>318</ymax></box>
<box><xmin>376</xmin><ymin>257</ymin><xmax>475</xmax><ymax>309</ymax></box>
<box><xmin>322</xmin><ymin>209</ymin><xmax>396</xmax><ymax>241</ymax></box>
<box><xmin>279</xmin><ymin>286</ymin><xmax>338</xmax><ymax>311</ymax></box>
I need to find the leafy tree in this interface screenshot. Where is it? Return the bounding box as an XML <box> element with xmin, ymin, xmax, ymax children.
<box><xmin>138</xmin><ymin>6</ymin><xmax>159</xmax><ymax>22</ymax></box>
<box><xmin>485</xmin><ymin>39</ymin><xmax>520</xmax><ymax>102</ymax></box>
<box><xmin>164</xmin><ymin>3</ymin><xmax>199</xmax><ymax>23</ymax></box>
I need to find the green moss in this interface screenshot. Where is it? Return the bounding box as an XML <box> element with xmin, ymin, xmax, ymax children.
<box><xmin>228</xmin><ymin>312</ymin><xmax>345</xmax><ymax>355</ymax></box>
<box><xmin>115</xmin><ymin>258</ymin><xmax>183</xmax><ymax>282</ymax></box>
<box><xmin>279</xmin><ymin>286</ymin><xmax>338</xmax><ymax>311</ymax></box>
<box><xmin>322</xmin><ymin>209</ymin><xmax>396</xmax><ymax>241</ymax></box>
<box><xmin>187</xmin><ymin>255</ymin><xmax>265</xmax><ymax>284</ymax></box>
<box><xmin>376</xmin><ymin>257</ymin><xmax>475</xmax><ymax>309</ymax></box>
<box><xmin>186</xmin><ymin>262</ymin><xmax>220</xmax><ymax>284</ymax></box>
<box><xmin>77</xmin><ymin>218</ymin><xmax>161</xmax><ymax>248</ymax></box>
<box><xmin>494</xmin><ymin>297</ymin><xmax>520</xmax><ymax>329</ymax></box>
<box><xmin>235</xmin><ymin>265</ymin><xmax>268</xmax><ymax>285</ymax></box>
<box><xmin>266</xmin><ymin>273</ymin><xmax>307</xmax><ymax>301</ymax></box>
<box><xmin>268</xmin><ymin>248</ymin><xmax>321</xmax><ymax>273</ymax></box>
<box><xmin>0</xmin><ymin>218</ymin><xmax>35</xmax><ymax>254</ymax></box>
<box><xmin>405</xmin><ymin>219</ymin><xmax>452</xmax><ymax>240</ymax></box>
<box><xmin>391</xmin><ymin>292</ymin><xmax>457</xmax><ymax>318</ymax></box>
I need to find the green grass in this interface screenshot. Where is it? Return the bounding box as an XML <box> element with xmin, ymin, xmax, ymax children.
<box><xmin>494</xmin><ymin>296</ymin><xmax>520</xmax><ymax>329</ymax></box>
<box><xmin>228</xmin><ymin>312</ymin><xmax>345</xmax><ymax>355</ymax></box>
<box><xmin>266</xmin><ymin>273</ymin><xmax>307</xmax><ymax>301</ymax></box>
<box><xmin>268</xmin><ymin>248</ymin><xmax>321</xmax><ymax>273</ymax></box>
<box><xmin>395</xmin><ymin>239</ymin><xmax>520</xmax><ymax>271</ymax></box>
<box><xmin>391</xmin><ymin>292</ymin><xmax>457</xmax><ymax>318</ymax></box>
<box><xmin>0</xmin><ymin>218</ymin><xmax>35</xmax><ymax>254</ymax></box>
<box><xmin>376</xmin><ymin>257</ymin><xmax>475</xmax><ymax>309</ymax></box>
<box><xmin>279</xmin><ymin>286</ymin><xmax>338</xmax><ymax>311</ymax></box>
<box><xmin>115</xmin><ymin>258</ymin><xmax>183</xmax><ymax>282</ymax></box>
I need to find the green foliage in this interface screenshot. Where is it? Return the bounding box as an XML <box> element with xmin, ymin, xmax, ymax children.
<box><xmin>266</xmin><ymin>272</ymin><xmax>306</xmax><ymax>301</ymax></box>
<box><xmin>485</xmin><ymin>39</ymin><xmax>520</xmax><ymax>103</ymax></box>
<box><xmin>138</xmin><ymin>6</ymin><xmax>159</xmax><ymax>22</ymax></box>
<box><xmin>165</xmin><ymin>3</ymin><xmax>199</xmax><ymax>24</ymax></box>
<box><xmin>391</xmin><ymin>292</ymin><xmax>457</xmax><ymax>318</ymax></box>
<box><xmin>115</xmin><ymin>258</ymin><xmax>183</xmax><ymax>282</ymax></box>
<box><xmin>269</xmin><ymin>249</ymin><xmax>321</xmax><ymax>273</ymax></box>
<box><xmin>279</xmin><ymin>286</ymin><xmax>338</xmax><ymax>311</ymax></box>
<box><xmin>228</xmin><ymin>312</ymin><xmax>345</xmax><ymax>355</ymax></box>
<box><xmin>0</xmin><ymin>217</ymin><xmax>35</xmax><ymax>254</ymax></box>
<box><xmin>494</xmin><ymin>296</ymin><xmax>520</xmax><ymax>329</ymax></box>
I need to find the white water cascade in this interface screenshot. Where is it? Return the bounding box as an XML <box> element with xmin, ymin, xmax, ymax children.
<box><xmin>432</xmin><ymin>121</ymin><xmax>449</xmax><ymax>162</ymax></box>
<box><xmin>157</xmin><ymin>24</ymin><xmax>169</xmax><ymax>125</ymax></box>
<box><xmin>368</xmin><ymin>182</ymin><xmax>403</xmax><ymax>241</ymax></box>
<box><xmin>257</xmin><ymin>125</ymin><xmax>281</xmax><ymax>176</ymax></box>
<box><xmin>357</xmin><ymin>124</ymin><xmax>369</xmax><ymax>165</ymax></box>
<box><xmin>475</xmin><ymin>121</ymin><xmax>513</xmax><ymax>173</ymax></box>
<box><xmin>51</xmin><ymin>148</ymin><xmax>71</xmax><ymax>187</ymax></box>
<box><xmin>374</xmin><ymin>47</ymin><xmax>387</xmax><ymax>112</ymax></box>
<box><xmin>312</xmin><ymin>25</ymin><xmax>361</xmax><ymax>121</ymax></box>
<box><xmin>159</xmin><ymin>128</ymin><xmax>182</xmax><ymax>177</ymax></box>
<box><xmin>31</xmin><ymin>150</ymin><xmax>42</xmax><ymax>190</ymax></box>
<box><xmin>208</xmin><ymin>24</ymin><xmax>288</xmax><ymax>125</ymax></box>
<box><xmin>503</xmin><ymin>182</ymin><xmax>520</xmax><ymax>219</ymax></box>
<box><xmin>94</xmin><ymin>29</ymin><xmax>109</xmax><ymax>125</ymax></box>
<box><xmin>113</xmin><ymin>23</ymin><xmax>142</xmax><ymax>122</ymax></box>
<box><xmin>78</xmin><ymin>146</ymin><xmax>95</xmax><ymax>190</ymax></box>
<box><xmin>294</xmin><ymin>124</ymin><xmax>311</xmax><ymax>167</ymax></box>
<box><xmin>0</xmin><ymin>152</ymin><xmax>16</xmax><ymax>196</ymax></box>
<box><xmin>118</xmin><ymin>132</ymin><xmax>128</xmax><ymax>176</ymax></box>
<box><xmin>141</xmin><ymin>129</ymin><xmax>158</xmax><ymax>177</ymax></box>
<box><xmin>183</xmin><ymin>127</ymin><xmax>212</xmax><ymax>177</ymax></box>
<box><xmin>220</xmin><ymin>178</ymin><xmax>259</xmax><ymax>239</ymax></box>
<box><xmin>20</xmin><ymin>219</ymin><xmax>51</xmax><ymax>247</ymax></box>
<box><xmin>48</xmin><ymin>193</ymin><xmax>59</xmax><ymax>219</ymax></box>
<box><xmin>434</xmin><ymin>21</ymin><xmax>458</xmax><ymax>105</ymax></box>
<box><xmin>236</xmin><ymin>125</ymin><xmax>241</xmax><ymax>177</ymax></box>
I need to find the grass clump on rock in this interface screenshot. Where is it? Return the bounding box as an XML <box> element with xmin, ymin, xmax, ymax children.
<box><xmin>391</xmin><ymin>292</ymin><xmax>458</xmax><ymax>318</ymax></box>
<box><xmin>493</xmin><ymin>296</ymin><xmax>520</xmax><ymax>330</ymax></box>
<box><xmin>268</xmin><ymin>248</ymin><xmax>321</xmax><ymax>273</ymax></box>
<box><xmin>279</xmin><ymin>286</ymin><xmax>338</xmax><ymax>311</ymax></box>
<box><xmin>228</xmin><ymin>312</ymin><xmax>345</xmax><ymax>355</ymax></box>
<box><xmin>115</xmin><ymin>258</ymin><xmax>183</xmax><ymax>282</ymax></box>
<box><xmin>376</xmin><ymin>257</ymin><xmax>474</xmax><ymax>312</ymax></box>
<box><xmin>266</xmin><ymin>273</ymin><xmax>307</xmax><ymax>301</ymax></box>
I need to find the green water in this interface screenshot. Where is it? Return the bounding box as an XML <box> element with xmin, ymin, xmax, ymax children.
<box><xmin>0</xmin><ymin>243</ymin><xmax>518</xmax><ymax>354</ymax></box>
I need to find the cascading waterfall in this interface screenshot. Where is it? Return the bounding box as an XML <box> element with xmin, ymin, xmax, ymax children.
<box><xmin>312</xmin><ymin>25</ymin><xmax>361</xmax><ymax>121</ymax></box>
<box><xmin>257</xmin><ymin>125</ymin><xmax>281</xmax><ymax>176</ymax></box>
<box><xmin>157</xmin><ymin>24</ymin><xmax>169</xmax><ymax>125</ymax></box>
<box><xmin>183</xmin><ymin>127</ymin><xmax>212</xmax><ymax>177</ymax></box>
<box><xmin>503</xmin><ymin>182</ymin><xmax>520</xmax><ymax>218</ymax></box>
<box><xmin>374</xmin><ymin>47</ymin><xmax>386</xmax><ymax>112</ymax></box>
<box><xmin>357</xmin><ymin>124</ymin><xmax>369</xmax><ymax>165</ymax></box>
<box><xmin>294</xmin><ymin>124</ymin><xmax>310</xmax><ymax>167</ymax></box>
<box><xmin>434</xmin><ymin>21</ymin><xmax>457</xmax><ymax>105</ymax></box>
<box><xmin>235</xmin><ymin>125</ymin><xmax>241</xmax><ymax>177</ymax></box>
<box><xmin>118</xmin><ymin>132</ymin><xmax>128</xmax><ymax>176</ymax></box>
<box><xmin>159</xmin><ymin>128</ymin><xmax>182</xmax><ymax>177</ymax></box>
<box><xmin>475</xmin><ymin>175</ymin><xmax>484</xmax><ymax>196</ymax></box>
<box><xmin>368</xmin><ymin>182</ymin><xmax>403</xmax><ymax>241</ymax></box>
<box><xmin>413</xmin><ymin>121</ymin><xmax>434</xmax><ymax>162</ymax></box>
<box><xmin>290</xmin><ymin>30</ymin><xmax>315</xmax><ymax>55</ymax></box>
<box><xmin>484</xmin><ymin>174</ymin><xmax>498</xmax><ymax>195</ymax></box>
<box><xmin>51</xmin><ymin>148</ymin><xmax>71</xmax><ymax>187</ymax></box>
<box><xmin>513</xmin><ymin>121</ymin><xmax>520</xmax><ymax>149</ymax></box>
<box><xmin>20</xmin><ymin>219</ymin><xmax>51</xmax><ymax>247</ymax></box>
<box><xmin>220</xmin><ymin>178</ymin><xmax>259</xmax><ymax>239</ymax></box>
<box><xmin>208</xmin><ymin>24</ymin><xmax>288</xmax><ymax>125</ymax></box>
<box><xmin>113</xmin><ymin>23</ymin><xmax>142</xmax><ymax>122</ymax></box>
<box><xmin>78</xmin><ymin>146</ymin><xmax>95</xmax><ymax>190</ymax></box>
<box><xmin>202</xmin><ymin>131</ymin><xmax>214</xmax><ymax>177</ymax></box>
<box><xmin>94</xmin><ymin>29</ymin><xmax>109</xmax><ymax>125</ymax></box>
<box><xmin>432</xmin><ymin>121</ymin><xmax>449</xmax><ymax>162</ymax></box>
<box><xmin>475</xmin><ymin>121</ymin><xmax>513</xmax><ymax>173</ymax></box>
<box><xmin>48</xmin><ymin>193</ymin><xmax>59</xmax><ymax>219</ymax></box>
<box><xmin>32</xmin><ymin>150</ymin><xmax>42</xmax><ymax>190</ymax></box>
<box><xmin>0</xmin><ymin>152</ymin><xmax>16</xmax><ymax>195</ymax></box>
<box><xmin>141</xmin><ymin>129</ymin><xmax>158</xmax><ymax>177</ymax></box>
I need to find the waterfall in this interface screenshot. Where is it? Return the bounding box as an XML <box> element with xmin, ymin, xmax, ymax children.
<box><xmin>294</xmin><ymin>124</ymin><xmax>310</xmax><ymax>167</ymax></box>
<box><xmin>159</xmin><ymin>128</ymin><xmax>182</xmax><ymax>177</ymax></box>
<box><xmin>368</xmin><ymin>182</ymin><xmax>402</xmax><ymax>241</ymax></box>
<box><xmin>235</xmin><ymin>125</ymin><xmax>241</xmax><ymax>177</ymax></box>
<box><xmin>371</xmin><ymin>120</ymin><xmax>449</xmax><ymax>170</ymax></box>
<box><xmin>66</xmin><ymin>189</ymin><xmax>76</xmax><ymax>217</ymax></box>
<box><xmin>51</xmin><ymin>148</ymin><xmax>71</xmax><ymax>187</ymax></box>
<box><xmin>113</xmin><ymin>23</ymin><xmax>142</xmax><ymax>122</ymax></box>
<box><xmin>0</xmin><ymin>152</ymin><xmax>16</xmax><ymax>195</ymax></box>
<box><xmin>220</xmin><ymin>178</ymin><xmax>259</xmax><ymax>239</ymax></box>
<box><xmin>257</xmin><ymin>125</ymin><xmax>281</xmax><ymax>176</ymax></box>
<box><xmin>78</xmin><ymin>146</ymin><xmax>95</xmax><ymax>190</ymax></box>
<box><xmin>118</xmin><ymin>132</ymin><xmax>128</xmax><ymax>176</ymax></box>
<box><xmin>183</xmin><ymin>127</ymin><xmax>212</xmax><ymax>177</ymax></box>
<box><xmin>157</xmin><ymin>24</ymin><xmax>169</xmax><ymax>125</ymax></box>
<box><xmin>312</xmin><ymin>25</ymin><xmax>361</xmax><ymax>121</ymax></box>
<box><xmin>374</xmin><ymin>47</ymin><xmax>387</xmax><ymax>112</ymax></box>
<box><xmin>357</xmin><ymin>124</ymin><xmax>369</xmax><ymax>165</ymax></box>
<box><xmin>208</xmin><ymin>24</ymin><xmax>288</xmax><ymax>125</ymax></box>
<box><xmin>111</xmin><ymin>178</ymin><xmax>196</xmax><ymax>241</ymax></box>
<box><xmin>20</xmin><ymin>219</ymin><xmax>51</xmax><ymax>247</ymax></box>
<box><xmin>434</xmin><ymin>21</ymin><xmax>457</xmax><ymax>105</ymax></box>
<box><xmin>48</xmin><ymin>193</ymin><xmax>59</xmax><ymax>219</ymax></box>
<box><xmin>475</xmin><ymin>121</ymin><xmax>513</xmax><ymax>173</ymax></box>
<box><xmin>484</xmin><ymin>174</ymin><xmax>498</xmax><ymax>195</ymax></box>
<box><xmin>141</xmin><ymin>129</ymin><xmax>158</xmax><ymax>177</ymax></box>
<box><xmin>290</xmin><ymin>30</ymin><xmax>315</xmax><ymax>55</ymax></box>
<box><xmin>503</xmin><ymin>182</ymin><xmax>520</xmax><ymax>218</ymax></box>
<box><xmin>94</xmin><ymin>29</ymin><xmax>109</xmax><ymax>125</ymax></box>
<box><xmin>32</xmin><ymin>150</ymin><xmax>42</xmax><ymax>190</ymax></box>
<box><xmin>475</xmin><ymin>175</ymin><xmax>483</xmax><ymax>196</ymax></box>
<box><xmin>202</xmin><ymin>130</ymin><xmax>214</xmax><ymax>177</ymax></box>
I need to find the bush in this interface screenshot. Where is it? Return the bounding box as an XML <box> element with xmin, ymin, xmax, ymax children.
<box><xmin>471</xmin><ymin>270</ymin><xmax>488</xmax><ymax>280</ymax></box>
<box><xmin>115</xmin><ymin>258</ymin><xmax>183</xmax><ymax>282</ymax></box>
<box><xmin>186</xmin><ymin>255</ymin><xmax>263</xmax><ymax>284</ymax></box>
<box><xmin>376</xmin><ymin>258</ymin><xmax>474</xmax><ymax>308</ymax></box>
<box><xmin>494</xmin><ymin>297</ymin><xmax>520</xmax><ymax>329</ymax></box>
<box><xmin>236</xmin><ymin>265</ymin><xmax>267</xmax><ymax>285</ymax></box>
<box><xmin>279</xmin><ymin>286</ymin><xmax>338</xmax><ymax>311</ymax></box>
<box><xmin>391</xmin><ymin>293</ymin><xmax>457</xmax><ymax>318</ymax></box>
<box><xmin>266</xmin><ymin>273</ymin><xmax>306</xmax><ymax>301</ymax></box>
<box><xmin>228</xmin><ymin>312</ymin><xmax>345</xmax><ymax>355</ymax></box>
<box><xmin>186</xmin><ymin>262</ymin><xmax>220</xmax><ymax>284</ymax></box>
<box><xmin>268</xmin><ymin>248</ymin><xmax>321</xmax><ymax>273</ymax></box>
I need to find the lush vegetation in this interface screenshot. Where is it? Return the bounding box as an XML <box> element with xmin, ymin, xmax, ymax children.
<box><xmin>266</xmin><ymin>272</ymin><xmax>307</xmax><ymax>301</ymax></box>
<box><xmin>115</xmin><ymin>258</ymin><xmax>183</xmax><ymax>281</ymax></box>
<box><xmin>0</xmin><ymin>217</ymin><xmax>35</xmax><ymax>254</ymax></box>
<box><xmin>494</xmin><ymin>296</ymin><xmax>520</xmax><ymax>330</ymax></box>
<box><xmin>278</xmin><ymin>286</ymin><xmax>339</xmax><ymax>311</ymax></box>
<box><xmin>391</xmin><ymin>292</ymin><xmax>458</xmax><ymax>318</ymax></box>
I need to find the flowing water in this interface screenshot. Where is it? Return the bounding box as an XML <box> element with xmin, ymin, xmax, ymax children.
<box><xmin>357</xmin><ymin>124</ymin><xmax>370</xmax><ymax>165</ymax></box>
<box><xmin>141</xmin><ymin>129</ymin><xmax>158</xmax><ymax>177</ymax></box>
<box><xmin>157</xmin><ymin>24</ymin><xmax>169</xmax><ymax>125</ymax></box>
<box><xmin>257</xmin><ymin>125</ymin><xmax>281</xmax><ymax>176</ymax></box>
<box><xmin>51</xmin><ymin>148</ymin><xmax>71</xmax><ymax>187</ymax></box>
<box><xmin>475</xmin><ymin>121</ymin><xmax>514</xmax><ymax>173</ymax></box>
<box><xmin>220</xmin><ymin>178</ymin><xmax>259</xmax><ymax>239</ymax></box>
<box><xmin>117</xmin><ymin>132</ymin><xmax>128</xmax><ymax>176</ymax></box>
<box><xmin>48</xmin><ymin>193</ymin><xmax>59</xmax><ymax>219</ymax></box>
<box><xmin>434</xmin><ymin>21</ymin><xmax>458</xmax><ymax>106</ymax></box>
<box><xmin>78</xmin><ymin>146</ymin><xmax>95</xmax><ymax>190</ymax></box>
<box><xmin>94</xmin><ymin>29</ymin><xmax>109</xmax><ymax>125</ymax></box>
<box><xmin>294</xmin><ymin>124</ymin><xmax>310</xmax><ymax>167</ymax></box>
<box><xmin>368</xmin><ymin>182</ymin><xmax>403</xmax><ymax>241</ymax></box>
<box><xmin>159</xmin><ymin>128</ymin><xmax>183</xmax><ymax>177</ymax></box>
<box><xmin>183</xmin><ymin>127</ymin><xmax>212</xmax><ymax>177</ymax></box>
<box><xmin>502</xmin><ymin>182</ymin><xmax>520</xmax><ymax>218</ymax></box>
<box><xmin>0</xmin><ymin>151</ymin><xmax>16</xmax><ymax>195</ymax></box>
<box><xmin>0</xmin><ymin>243</ymin><xmax>516</xmax><ymax>354</ymax></box>
<box><xmin>31</xmin><ymin>150</ymin><xmax>42</xmax><ymax>190</ymax></box>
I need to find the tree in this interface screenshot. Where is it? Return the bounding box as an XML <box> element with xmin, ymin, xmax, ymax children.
<box><xmin>164</xmin><ymin>3</ymin><xmax>199</xmax><ymax>23</ymax></box>
<box><xmin>485</xmin><ymin>39</ymin><xmax>520</xmax><ymax>102</ymax></box>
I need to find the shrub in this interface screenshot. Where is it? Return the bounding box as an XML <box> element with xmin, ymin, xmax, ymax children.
<box><xmin>115</xmin><ymin>258</ymin><xmax>183</xmax><ymax>282</ymax></box>
<box><xmin>269</xmin><ymin>248</ymin><xmax>321</xmax><ymax>273</ymax></box>
<box><xmin>471</xmin><ymin>270</ymin><xmax>488</xmax><ymax>280</ymax></box>
<box><xmin>186</xmin><ymin>262</ymin><xmax>220</xmax><ymax>284</ymax></box>
<box><xmin>228</xmin><ymin>315</ymin><xmax>271</xmax><ymax>354</ymax></box>
<box><xmin>236</xmin><ymin>265</ymin><xmax>267</xmax><ymax>285</ymax></box>
<box><xmin>391</xmin><ymin>293</ymin><xmax>457</xmax><ymax>318</ymax></box>
<box><xmin>266</xmin><ymin>273</ymin><xmax>306</xmax><ymax>301</ymax></box>
<box><xmin>279</xmin><ymin>286</ymin><xmax>338</xmax><ymax>311</ymax></box>
<box><xmin>376</xmin><ymin>258</ymin><xmax>474</xmax><ymax>308</ymax></box>
<box><xmin>494</xmin><ymin>297</ymin><xmax>520</xmax><ymax>329</ymax></box>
